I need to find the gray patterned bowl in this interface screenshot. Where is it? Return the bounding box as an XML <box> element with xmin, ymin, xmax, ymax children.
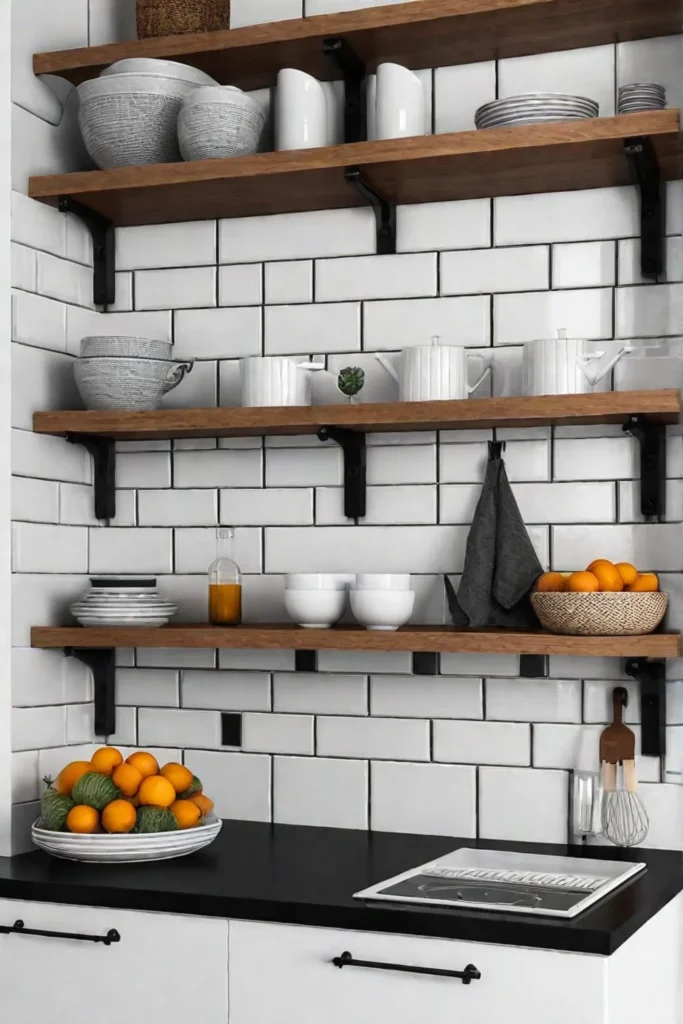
<box><xmin>74</xmin><ymin>356</ymin><xmax>195</xmax><ymax>410</ymax></box>
<box><xmin>178</xmin><ymin>86</ymin><xmax>267</xmax><ymax>161</ymax></box>
<box><xmin>80</xmin><ymin>336</ymin><xmax>173</xmax><ymax>359</ymax></box>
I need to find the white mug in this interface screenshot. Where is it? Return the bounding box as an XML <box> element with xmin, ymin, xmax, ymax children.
<box><xmin>522</xmin><ymin>338</ymin><xmax>633</xmax><ymax>396</ymax></box>
<box><xmin>240</xmin><ymin>357</ymin><xmax>324</xmax><ymax>407</ymax></box>
<box><xmin>367</xmin><ymin>63</ymin><xmax>426</xmax><ymax>141</ymax></box>
<box><xmin>375</xmin><ymin>345</ymin><xmax>491</xmax><ymax>402</ymax></box>
<box><xmin>275</xmin><ymin>68</ymin><xmax>328</xmax><ymax>151</ymax></box>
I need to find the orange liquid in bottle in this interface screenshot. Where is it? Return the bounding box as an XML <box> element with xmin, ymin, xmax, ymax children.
<box><xmin>209</xmin><ymin>584</ymin><xmax>242</xmax><ymax>625</ymax></box>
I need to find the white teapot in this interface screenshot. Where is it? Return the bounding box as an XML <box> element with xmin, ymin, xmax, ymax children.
<box><xmin>375</xmin><ymin>338</ymin><xmax>491</xmax><ymax>402</ymax></box>
<box><xmin>240</xmin><ymin>357</ymin><xmax>326</xmax><ymax>407</ymax></box>
<box><xmin>522</xmin><ymin>330</ymin><xmax>633</xmax><ymax>396</ymax></box>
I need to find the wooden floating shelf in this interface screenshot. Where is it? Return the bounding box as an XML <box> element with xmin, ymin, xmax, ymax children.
<box><xmin>28</xmin><ymin>112</ymin><xmax>681</xmax><ymax>227</ymax></box>
<box><xmin>30</xmin><ymin>625</ymin><xmax>681</xmax><ymax>658</ymax></box>
<box><xmin>33</xmin><ymin>0</ymin><xmax>683</xmax><ymax>91</ymax></box>
<box><xmin>32</xmin><ymin>391</ymin><xmax>682</xmax><ymax>442</ymax></box>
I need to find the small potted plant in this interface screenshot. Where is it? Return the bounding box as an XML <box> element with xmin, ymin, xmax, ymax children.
<box><xmin>337</xmin><ymin>367</ymin><xmax>365</xmax><ymax>404</ymax></box>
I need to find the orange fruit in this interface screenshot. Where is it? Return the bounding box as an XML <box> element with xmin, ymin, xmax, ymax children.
<box><xmin>567</xmin><ymin>571</ymin><xmax>600</xmax><ymax>593</ymax></box>
<box><xmin>535</xmin><ymin>572</ymin><xmax>567</xmax><ymax>593</ymax></box>
<box><xmin>189</xmin><ymin>793</ymin><xmax>214</xmax><ymax>817</ymax></box>
<box><xmin>138</xmin><ymin>775</ymin><xmax>176</xmax><ymax>808</ymax></box>
<box><xmin>171</xmin><ymin>799</ymin><xmax>203</xmax><ymax>830</ymax></box>
<box><xmin>90</xmin><ymin>746</ymin><xmax>123</xmax><ymax>777</ymax></box>
<box><xmin>66</xmin><ymin>805</ymin><xmax>100</xmax><ymax>834</ymax></box>
<box><xmin>615</xmin><ymin>562</ymin><xmax>638</xmax><ymax>587</ymax></box>
<box><xmin>160</xmin><ymin>762</ymin><xmax>194</xmax><ymax>795</ymax></box>
<box><xmin>54</xmin><ymin>761</ymin><xmax>92</xmax><ymax>796</ymax></box>
<box><xmin>627</xmin><ymin>573</ymin><xmax>659</xmax><ymax>593</ymax></box>
<box><xmin>125</xmin><ymin>751</ymin><xmax>160</xmax><ymax>779</ymax></box>
<box><xmin>101</xmin><ymin>799</ymin><xmax>137</xmax><ymax>834</ymax></box>
<box><xmin>587</xmin><ymin>559</ymin><xmax>614</xmax><ymax>573</ymax></box>
<box><xmin>590</xmin><ymin>562</ymin><xmax>624</xmax><ymax>593</ymax></box>
<box><xmin>112</xmin><ymin>762</ymin><xmax>143</xmax><ymax>798</ymax></box>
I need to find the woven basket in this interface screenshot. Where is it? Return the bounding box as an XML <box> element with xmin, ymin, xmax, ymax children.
<box><xmin>137</xmin><ymin>0</ymin><xmax>230</xmax><ymax>38</ymax></box>
<box><xmin>531</xmin><ymin>591</ymin><xmax>668</xmax><ymax>636</ymax></box>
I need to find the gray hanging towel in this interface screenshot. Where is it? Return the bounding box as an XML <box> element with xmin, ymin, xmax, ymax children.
<box><xmin>446</xmin><ymin>442</ymin><xmax>543</xmax><ymax>629</ymax></box>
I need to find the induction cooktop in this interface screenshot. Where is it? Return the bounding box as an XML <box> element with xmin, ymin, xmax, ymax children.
<box><xmin>354</xmin><ymin>848</ymin><xmax>646</xmax><ymax>918</ymax></box>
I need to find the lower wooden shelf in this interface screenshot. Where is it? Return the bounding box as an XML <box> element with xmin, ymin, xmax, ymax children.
<box><xmin>30</xmin><ymin>624</ymin><xmax>680</xmax><ymax>658</ymax></box>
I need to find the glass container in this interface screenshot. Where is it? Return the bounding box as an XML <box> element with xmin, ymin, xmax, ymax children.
<box><xmin>208</xmin><ymin>527</ymin><xmax>242</xmax><ymax>625</ymax></box>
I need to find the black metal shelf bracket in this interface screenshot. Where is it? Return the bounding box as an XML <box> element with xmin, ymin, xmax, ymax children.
<box><xmin>323</xmin><ymin>37</ymin><xmax>366</xmax><ymax>144</ymax></box>
<box><xmin>66</xmin><ymin>434</ymin><xmax>116</xmax><ymax>522</ymax></box>
<box><xmin>413</xmin><ymin>653</ymin><xmax>439</xmax><ymax>675</ymax></box>
<box><xmin>295</xmin><ymin>650</ymin><xmax>319</xmax><ymax>672</ymax></box>
<box><xmin>345</xmin><ymin>168</ymin><xmax>397</xmax><ymax>255</ymax></box>
<box><xmin>520</xmin><ymin>654</ymin><xmax>549</xmax><ymax>678</ymax></box>
<box><xmin>317</xmin><ymin>425</ymin><xmax>367</xmax><ymax>522</ymax></box>
<box><xmin>65</xmin><ymin>647</ymin><xmax>116</xmax><ymax>737</ymax></box>
<box><xmin>624</xmin><ymin>659</ymin><xmax>666</xmax><ymax>758</ymax></box>
<box><xmin>58</xmin><ymin>196</ymin><xmax>116</xmax><ymax>308</ymax></box>
<box><xmin>624</xmin><ymin>137</ymin><xmax>664</xmax><ymax>279</ymax></box>
<box><xmin>622</xmin><ymin>415</ymin><xmax>666</xmax><ymax>520</ymax></box>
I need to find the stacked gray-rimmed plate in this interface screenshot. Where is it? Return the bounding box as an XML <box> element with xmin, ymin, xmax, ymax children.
<box><xmin>618</xmin><ymin>83</ymin><xmax>666</xmax><ymax>113</ymax></box>
<box><xmin>70</xmin><ymin>577</ymin><xmax>177</xmax><ymax>627</ymax></box>
<box><xmin>474</xmin><ymin>93</ymin><xmax>599</xmax><ymax>130</ymax></box>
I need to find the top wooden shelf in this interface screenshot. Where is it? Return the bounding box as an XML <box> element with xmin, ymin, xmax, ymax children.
<box><xmin>33</xmin><ymin>391</ymin><xmax>681</xmax><ymax>441</ymax></box>
<box><xmin>33</xmin><ymin>0</ymin><xmax>683</xmax><ymax>91</ymax></box>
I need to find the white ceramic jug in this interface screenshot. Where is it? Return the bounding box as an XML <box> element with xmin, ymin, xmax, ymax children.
<box><xmin>240</xmin><ymin>357</ymin><xmax>325</xmax><ymax>407</ymax></box>
<box><xmin>366</xmin><ymin>63</ymin><xmax>426</xmax><ymax>140</ymax></box>
<box><xmin>275</xmin><ymin>69</ymin><xmax>328</xmax><ymax>151</ymax></box>
<box><xmin>522</xmin><ymin>332</ymin><xmax>633</xmax><ymax>396</ymax></box>
<box><xmin>375</xmin><ymin>340</ymin><xmax>491</xmax><ymax>402</ymax></box>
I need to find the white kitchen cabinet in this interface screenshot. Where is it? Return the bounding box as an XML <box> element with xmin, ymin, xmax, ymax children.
<box><xmin>0</xmin><ymin>898</ymin><xmax>229</xmax><ymax>1024</ymax></box>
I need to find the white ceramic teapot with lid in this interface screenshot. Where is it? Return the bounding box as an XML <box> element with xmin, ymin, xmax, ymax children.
<box><xmin>240</xmin><ymin>357</ymin><xmax>327</xmax><ymax>407</ymax></box>
<box><xmin>375</xmin><ymin>337</ymin><xmax>491</xmax><ymax>402</ymax></box>
<box><xmin>522</xmin><ymin>330</ymin><xmax>633</xmax><ymax>396</ymax></box>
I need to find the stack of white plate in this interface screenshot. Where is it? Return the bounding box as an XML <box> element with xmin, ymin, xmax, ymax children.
<box><xmin>618</xmin><ymin>83</ymin><xmax>666</xmax><ymax>113</ymax></box>
<box><xmin>474</xmin><ymin>93</ymin><xmax>599</xmax><ymax>129</ymax></box>
<box><xmin>32</xmin><ymin>816</ymin><xmax>222</xmax><ymax>863</ymax></box>
<box><xmin>70</xmin><ymin>577</ymin><xmax>177</xmax><ymax>627</ymax></box>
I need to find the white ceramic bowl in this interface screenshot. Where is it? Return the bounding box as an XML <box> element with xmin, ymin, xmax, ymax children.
<box><xmin>286</xmin><ymin>574</ymin><xmax>353</xmax><ymax>591</ymax></box>
<box><xmin>32</xmin><ymin>816</ymin><xmax>222</xmax><ymax>863</ymax></box>
<box><xmin>354</xmin><ymin>574</ymin><xmax>411</xmax><ymax>591</ymax></box>
<box><xmin>101</xmin><ymin>58</ymin><xmax>217</xmax><ymax>88</ymax></box>
<box><xmin>284</xmin><ymin>589</ymin><xmax>347</xmax><ymax>628</ymax></box>
<box><xmin>80</xmin><ymin>336</ymin><xmax>173</xmax><ymax>360</ymax></box>
<box><xmin>349</xmin><ymin>589</ymin><xmax>415</xmax><ymax>631</ymax></box>
<box><xmin>179</xmin><ymin>86</ymin><xmax>267</xmax><ymax>161</ymax></box>
<box><xmin>74</xmin><ymin>356</ymin><xmax>194</xmax><ymax>411</ymax></box>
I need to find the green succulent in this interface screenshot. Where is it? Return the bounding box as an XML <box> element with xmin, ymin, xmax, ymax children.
<box><xmin>337</xmin><ymin>367</ymin><xmax>365</xmax><ymax>398</ymax></box>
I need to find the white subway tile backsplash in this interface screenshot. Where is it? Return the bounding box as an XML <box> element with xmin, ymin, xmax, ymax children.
<box><xmin>117</xmin><ymin>669</ymin><xmax>179</xmax><ymax>707</ymax></box>
<box><xmin>615</xmin><ymin>284</ymin><xmax>683</xmax><ymax>338</ymax></box>
<box><xmin>12</xmin><ymin>189</ymin><xmax>65</xmax><ymax>256</ymax></box>
<box><xmin>371</xmin><ymin>675</ymin><xmax>482</xmax><ymax>719</ymax></box>
<box><xmin>617</xmin><ymin>35</ymin><xmax>683</xmax><ymax>110</ymax></box>
<box><xmin>89</xmin><ymin>527</ymin><xmax>173</xmax><ymax>574</ymax></box>
<box><xmin>175</xmin><ymin>527</ymin><xmax>261</xmax><ymax>574</ymax></box>
<box><xmin>264</xmin><ymin>303</ymin><xmax>360</xmax><ymax>354</ymax></box>
<box><xmin>12</xmin><ymin>706</ymin><xmax>66</xmax><ymax>752</ymax></box>
<box><xmin>367</xmin><ymin>444</ymin><xmax>436</xmax><ymax>485</ymax></box>
<box><xmin>11</xmin><ymin>344</ymin><xmax>79</xmax><ymax>431</ymax></box>
<box><xmin>440</xmin><ymin>440</ymin><xmax>550</xmax><ymax>483</ymax></box>
<box><xmin>364</xmin><ymin>296</ymin><xmax>490</xmax><ymax>350</ymax></box>
<box><xmin>12</xmin><ymin>243</ymin><xmax>36</xmax><ymax>292</ymax></box>
<box><xmin>552</xmin><ymin>242</ymin><xmax>616</xmax><ymax>289</ymax></box>
<box><xmin>36</xmin><ymin>253</ymin><xmax>91</xmax><ymax>307</ymax></box>
<box><xmin>242</xmin><ymin>713</ymin><xmax>314</xmax><ymax>755</ymax></box>
<box><xmin>182</xmin><ymin>670</ymin><xmax>270</xmax><ymax>712</ymax></box>
<box><xmin>218</xmin><ymin>264</ymin><xmax>263</xmax><ymax>306</ymax></box>
<box><xmin>221</xmin><ymin>487</ymin><xmax>313</xmax><ymax>526</ymax></box>
<box><xmin>554</xmin><ymin>437</ymin><xmax>636</xmax><ymax>480</ymax></box>
<box><xmin>618</xmin><ymin>480</ymin><xmax>683</xmax><ymax>523</ymax></box>
<box><xmin>138</xmin><ymin>648</ymin><xmax>216</xmax><ymax>669</ymax></box>
<box><xmin>185</xmin><ymin>749</ymin><xmax>271</xmax><ymax>821</ymax></box>
<box><xmin>12</xmin><ymin>522</ymin><xmax>88</xmax><ymax>573</ymax></box>
<box><xmin>12</xmin><ymin>574</ymin><xmax>89</xmax><ymax>647</ymax></box>
<box><xmin>174</xmin><ymin>448</ymin><xmax>262</xmax><ymax>488</ymax></box>
<box><xmin>618</xmin><ymin>237</ymin><xmax>683</xmax><ymax>285</ymax></box>
<box><xmin>219</xmin><ymin>649</ymin><xmax>295</xmax><ymax>671</ymax></box>
<box><xmin>138</xmin><ymin>489</ymin><xmax>217</xmax><ymax>527</ymax></box>
<box><xmin>67</xmin><ymin>704</ymin><xmax>136</xmax><ymax>747</ymax></box>
<box><xmin>230</xmin><ymin>0</ymin><xmax>302</xmax><ymax>26</ymax></box>
<box><xmin>434</xmin><ymin>62</ymin><xmax>495</xmax><ymax>134</ymax></box>
<box><xmin>12</xmin><ymin>290</ymin><xmax>66</xmax><ymax>351</ymax></box>
<box><xmin>220</xmin><ymin>208</ymin><xmax>375</xmax><ymax>263</ymax></box>
<box><xmin>317</xmin><ymin>651</ymin><xmax>413</xmax><ymax>674</ymax></box>
<box><xmin>59</xmin><ymin>482</ymin><xmax>136</xmax><ymax>527</ymax></box>
<box><xmin>495</xmin><ymin>186</ymin><xmax>637</xmax><ymax>245</ymax></box>
<box><xmin>174</xmin><ymin>306</ymin><xmax>262</xmax><ymax>360</ymax></box>
<box><xmin>499</xmin><ymin>44</ymin><xmax>616</xmax><ymax>116</ymax></box>
<box><xmin>66</xmin><ymin>307</ymin><xmax>172</xmax><ymax>354</ymax></box>
<box><xmin>265</xmin><ymin>261</ymin><xmax>312</xmax><ymax>305</ymax></box>
<box><xmin>316</xmin><ymin>253</ymin><xmax>437</xmax><ymax>302</ymax></box>
<box><xmin>494</xmin><ymin>288</ymin><xmax>613</xmax><ymax>344</ymax></box>
<box><xmin>266</xmin><ymin>446</ymin><xmax>341</xmax><ymax>487</ymax></box>
<box><xmin>274</xmin><ymin>673</ymin><xmax>367</xmax><ymax>715</ymax></box>
<box><xmin>12</xmin><ymin>476</ymin><xmax>59</xmax><ymax>524</ymax></box>
<box><xmin>317</xmin><ymin>716</ymin><xmax>429</xmax><ymax>761</ymax></box>
<box><xmin>13</xmin><ymin>429</ymin><xmax>90</xmax><ymax>484</ymax></box>
<box><xmin>441</xmin><ymin>653</ymin><xmax>520</xmax><ymax>676</ymax></box>
<box><xmin>316</xmin><ymin>484</ymin><xmax>436</xmax><ymax>526</ymax></box>
<box><xmin>433</xmin><ymin>720</ymin><xmax>530</xmax><ymax>766</ymax></box>
<box><xmin>136</xmin><ymin>267</ymin><xmax>216</xmax><ymax>311</ymax></box>
<box><xmin>584</xmin><ymin>679</ymin><xmax>640</xmax><ymax>724</ymax></box>
<box><xmin>638</xmin><ymin>783</ymin><xmax>683</xmax><ymax>851</ymax></box>
<box><xmin>479</xmin><ymin>766</ymin><xmax>569</xmax><ymax>844</ymax></box>
<box><xmin>12</xmin><ymin>751</ymin><xmax>39</xmax><ymax>805</ymax></box>
<box><xmin>138</xmin><ymin>708</ymin><xmax>221</xmax><ymax>748</ymax></box>
<box><xmin>442</xmin><ymin>247</ymin><xmax>549</xmax><ymax>295</ymax></box>
<box><xmin>116</xmin><ymin>221</ymin><xmax>216</xmax><ymax>270</ymax></box>
<box><xmin>552</xmin><ymin>524</ymin><xmax>682</xmax><ymax>572</ymax></box>
<box><xmin>274</xmin><ymin>756</ymin><xmax>368</xmax><ymax>829</ymax></box>
<box><xmin>117</xmin><ymin>451</ymin><xmax>171</xmax><ymax>488</ymax></box>
<box><xmin>371</xmin><ymin>761</ymin><xmax>477</xmax><ymax>837</ymax></box>
<box><xmin>397</xmin><ymin>199</ymin><xmax>490</xmax><ymax>253</ymax></box>
<box><xmin>486</xmin><ymin>678</ymin><xmax>582</xmax><ymax>723</ymax></box>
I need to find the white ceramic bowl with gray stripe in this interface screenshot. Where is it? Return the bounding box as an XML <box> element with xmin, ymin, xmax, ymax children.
<box><xmin>80</xmin><ymin>336</ymin><xmax>173</xmax><ymax>359</ymax></box>
<box><xmin>178</xmin><ymin>85</ymin><xmax>267</xmax><ymax>161</ymax></box>
<box><xmin>101</xmin><ymin>58</ymin><xmax>217</xmax><ymax>89</ymax></box>
<box><xmin>78</xmin><ymin>73</ymin><xmax>199</xmax><ymax>169</ymax></box>
<box><xmin>74</xmin><ymin>356</ymin><xmax>194</xmax><ymax>410</ymax></box>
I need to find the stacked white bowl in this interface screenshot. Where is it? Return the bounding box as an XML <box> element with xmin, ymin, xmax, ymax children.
<box><xmin>284</xmin><ymin>574</ymin><xmax>353</xmax><ymax>628</ymax></box>
<box><xmin>349</xmin><ymin>575</ymin><xmax>415</xmax><ymax>631</ymax></box>
<box><xmin>75</xmin><ymin>336</ymin><xmax>194</xmax><ymax>411</ymax></box>
<box><xmin>70</xmin><ymin>577</ymin><xmax>177</xmax><ymax>627</ymax></box>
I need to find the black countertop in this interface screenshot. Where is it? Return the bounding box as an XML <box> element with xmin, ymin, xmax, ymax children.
<box><xmin>0</xmin><ymin>821</ymin><xmax>680</xmax><ymax>955</ymax></box>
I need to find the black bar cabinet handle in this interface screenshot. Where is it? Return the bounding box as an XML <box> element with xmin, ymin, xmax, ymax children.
<box><xmin>332</xmin><ymin>951</ymin><xmax>481</xmax><ymax>984</ymax></box>
<box><xmin>0</xmin><ymin>920</ymin><xmax>120</xmax><ymax>945</ymax></box>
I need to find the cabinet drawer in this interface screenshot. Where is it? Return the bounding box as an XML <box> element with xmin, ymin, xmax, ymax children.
<box><xmin>0</xmin><ymin>899</ymin><xmax>228</xmax><ymax>1024</ymax></box>
<box><xmin>229</xmin><ymin>920</ymin><xmax>606</xmax><ymax>1024</ymax></box>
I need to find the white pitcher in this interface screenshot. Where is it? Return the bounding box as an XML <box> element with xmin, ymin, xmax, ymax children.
<box><xmin>367</xmin><ymin>63</ymin><xmax>426</xmax><ymax>141</ymax></box>
<box><xmin>522</xmin><ymin>333</ymin><xmax>633</xmax><ymax>396</ymax></box>
<box><xmin>375</xmin><ymin>341</ymin><xmax>491</xmax><ymax>402</ymax></box>
<box><xmin>275</xmin><ymin>69</ymin><xmax>328</xmax><ymax>151</ymax></box>
<box><xmin>240</xmin><ymin>357</ymin><xmax>325</xmax><ymax>407</ymax></box>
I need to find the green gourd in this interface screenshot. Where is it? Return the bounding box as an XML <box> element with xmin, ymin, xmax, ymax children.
<box><xmin>177</xmin><ymin>775</ymin><xmax>203</xmax><ymax>800</ymax></box>
<box><xmin>134</xmin><ymin>807</ymin><xmax>179</xmax><ymax>833</ymax></box>
<box><xmin>40</xmin><ymin>778</ymin><xmax>74</xmax><ymax>831</ymax></box>
<box><xmin>71</xmin><ymin>771</ymin><xmax>119</xmax><ymax>811</ymax></box>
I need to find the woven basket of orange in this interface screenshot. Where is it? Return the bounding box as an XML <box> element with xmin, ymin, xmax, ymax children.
<box><xmin>531</xmin><ymin>561</ymin><xmax>667</xmax><ymax>636</ymax></box>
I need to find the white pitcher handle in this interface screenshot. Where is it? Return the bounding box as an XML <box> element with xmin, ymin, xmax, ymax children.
<box><xmin>374</xmin><ymin>353</ymin><xmax>400</xmax><ymax>384</ymax></box>
<box><xmin>466</xmin><ymin>353</ymin><xmax>491</xmax><ymax>395</ymax></box>
<box><xmin>577</xmin><ymin>346</ymin><xmax>633</xmax><ymax>385</ymax></box>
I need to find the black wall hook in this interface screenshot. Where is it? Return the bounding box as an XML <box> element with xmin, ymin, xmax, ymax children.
<box><xmin>488</xmin><ymin>440</ymin><xmax>506</xmax><ymax>461</ymax></box>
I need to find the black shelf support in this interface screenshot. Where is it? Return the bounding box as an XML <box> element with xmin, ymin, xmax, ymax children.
<box><xmin>624</xmin><ymin>137</ymin><xmax>664</xmax><ymax>279</ymax></box>
<box><xmin>66</xmin><ymin>434</ymin><xmax>116</xmax><ymax>521</ymax></box>
<box><xmin>345</xmin><ymin>168</ymin><xmax>397</xmax><ymax>255</ymax></box>
<box><xmin>520</xmin><ymin>654</ymin><xmax>549</xmax><ymax>678</ymax></box>
<box><xmin>622</xmin><ymin>415</ymin><xmax>666</xmax><ymax>520</ymax></box>
<box><xmin>624</xmin><ymin>659</ymin><xmax>666</xmax><ymax>758</ymax></box>
<box><xmin>295</xmin><ymin>650</ymin><xmax>319</xmax><ymax>672</ymax></box>
<box><xmin>317</xmin><ymin>425</ymin><xmax>367</xmax><ymax>522</ymax></box>
<box><xmin>58</xmin><ymin>196</ymin><xmax>115</xmax><ymax>308</ymax></box>
<box><xmin>323</xmin><ymin>37</ymin><xmax>366</xmax><ymax>144</ymax></box>
<box><xmin>413</xmin><ymin>653</ymin><xmax>439</xmax><ymax>675</ymax></box>
<box><xmin>65</xmin><ymin>648</ymin><xmax>116</xmax><ymax>737</ymax></box>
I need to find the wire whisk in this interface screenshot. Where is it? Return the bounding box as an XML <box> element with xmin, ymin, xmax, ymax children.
<box><xmin>599</xmin><ymin>687</ymin><xmax>649</xmax><ymax>848</ymax></box>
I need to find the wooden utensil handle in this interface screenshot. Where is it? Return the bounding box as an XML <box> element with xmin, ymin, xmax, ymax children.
<box><xmin>601</xmin><ymin>761</ymin><xmax>617</xmax><ymax>793</ymax></box>
<box><xmin>623</xmin><ymin>760</ymin><xmax>638</xmax><ymax>793</ymax></box>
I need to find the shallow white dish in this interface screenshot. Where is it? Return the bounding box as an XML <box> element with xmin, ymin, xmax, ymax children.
<box><xmin>350</xmin><ymin>588</ymin><xmax>415</xmax><ymax>631</ymax></box>
<box><xmin>284</xmin><ymin>588</ymin><xmax>346</xmax><ymax>628</ymax></box>
<box><xmin>355</xmin><ymin>574</ymin><xmax>411</xmax><ymax>591</ymax></box>
<box><xmin>32</xmin><ymin>816</ymin><xmax>222</xmax><ymax>863</ymax></box>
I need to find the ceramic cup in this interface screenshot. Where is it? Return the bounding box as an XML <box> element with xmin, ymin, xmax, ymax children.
<box><xmin>367</xmin><ymin>63</ymin><xmax>426</xmax><ymax>141</ymax></box>
<box><xmin>275</xmin><ymin>68</ymin><xmax>328</xmax><ymax>151</ymax></box>
<box><xmin>376</xmin><ymin>345</ymin><xmax>491</xmax><ymax>402</ymax></box>
<box><xmin>522</xmin><ymin>338</ymin><xmax>633</xmax><ymax>396</ymax></box>
<box><xmin>240</xmin><ymin>357</ymin><xmax>325</xmax><ymax>407</ymax></box>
